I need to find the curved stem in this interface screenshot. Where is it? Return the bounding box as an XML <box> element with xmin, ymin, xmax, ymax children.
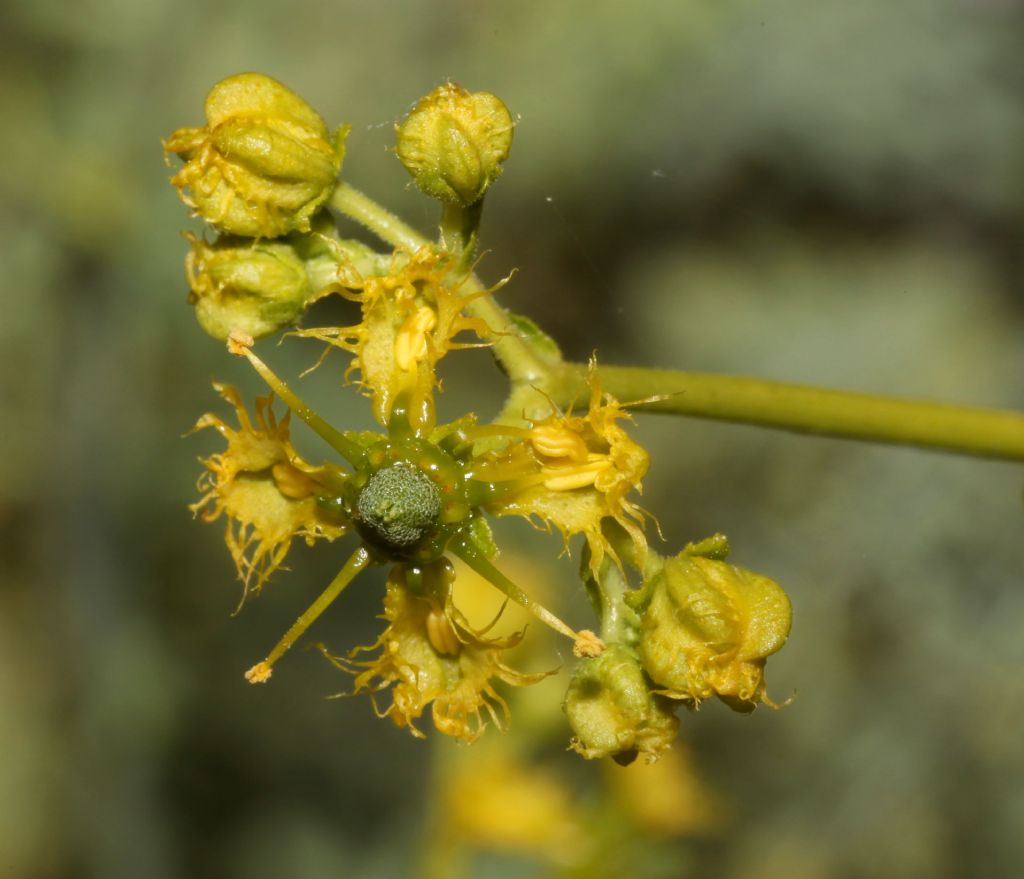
<box><xmin>245</xmin><ymin>545</ymin><xmax>372</xmax><ymax>683</ymax></box>
<box><xmin>329</xmin><ymin>182</ymin><xmax>424</xmax><ymax>252</ymax></box>
<box><xmin>556</xmin><ymin>363</ymin><xmax>1024</xmax><ymax>462</ymax></box>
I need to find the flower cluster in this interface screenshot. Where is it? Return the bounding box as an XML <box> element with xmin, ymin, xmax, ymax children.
<box><xmin>167</xmin><ymin>74</ymin><xmax>792</xmax><ymax>760</ymax></box>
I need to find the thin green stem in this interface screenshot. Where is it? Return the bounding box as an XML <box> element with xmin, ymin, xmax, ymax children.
<box><xmin>245</xmin><ymin>545</ymin><xmax>372</xmax><ymax>683</ymax></box>
<box><xmin>556</xmin><ymin>363</ymin><xmax>1024</xmax><ymax>462</ymax></box>
<box><xmin>439</xmin><ymin>200</ymin><xmax>482</xmax><ymax>273</ymax></box>
<box><xmin>237</xmin><ymin>344</ymin><xmax>367</xmax><ymax>466</ymax></box>
<box><xmin>450</xmin><ymin>538</ymin><xmax>580</xmax><ymax>641</ymax></box>
<box><xmin>329</xmin><ymin>182</ymin><xmax>424</xmax><ymax>252</ymax></box>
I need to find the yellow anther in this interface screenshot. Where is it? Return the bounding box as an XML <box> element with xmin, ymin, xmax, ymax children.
<box><xmin>541</xmin><ymin>458</ymin><xmax>612</xmax><ymax>491</ymax></box>
<box><xmin>395</xmin><ymin>306</ymin><xmax>438</xmax><ymax>372</ymax></box>
<box><xmin>572</xmin><ymin>629</ymin><xmax>606</xmax><ymax>658</ymax></box>
<box><xmin>425</xmin><ymin>606</ymin><xmax>461</xmax><ymax>657</ymax></box>
<box><xmin>271</xmin><ymin>461</ymin><xmax>317</xmax><ymax>500</ymax></box>
<box><xmin>245</xmin><ymin>661</ymin><xmax>273</xmax><ymax>684</ymax></box>
<box><xmin>226</xmin><ymin>330</ymin><xmax>254</xmax><ymax>355</ymax></box>
<box><xmin>529</xmin><ymin>423</ymin><xmax>589</xmax><ymax>462</ymax></box>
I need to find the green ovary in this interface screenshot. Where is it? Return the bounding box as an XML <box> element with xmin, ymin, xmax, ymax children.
<box><xmin>356</xmin><ymin>462</ymin><xmax>443</xmax><ymax>552</ymax></box>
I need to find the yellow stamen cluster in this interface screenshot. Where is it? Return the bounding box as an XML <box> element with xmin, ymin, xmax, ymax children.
<box><xmin>293</xmin><ymin>246</ymin><xmax>496</xmax><ymax>432</ymax></box>
<box><xmin>477</xmin><ymin>365</ymin><xmax>649</xmax><ymax>577</ymax></box>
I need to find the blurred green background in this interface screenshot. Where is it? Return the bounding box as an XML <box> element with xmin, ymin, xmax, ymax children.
<box><xmin>2</xmin><ymin>1</ymin><xmax>1023</xmax><ymax>877</ymax></box>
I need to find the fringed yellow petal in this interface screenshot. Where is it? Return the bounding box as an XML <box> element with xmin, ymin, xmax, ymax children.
<box><xmin>190</xmin><ymin>383</ymin><xmax>348</xmax><ymax>603</ymax></box>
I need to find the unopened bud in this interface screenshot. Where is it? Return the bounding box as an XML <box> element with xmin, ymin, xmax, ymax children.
<box><xmin>395</xmin><ymin>83</ymin><xmax>513</xmax><ymax>206</ymax></box>
<box><xmin>564</xmin><ymin>644</ymin><xmax>679</xmax><ymax>764</ymax></box>
<box><xmin>633</xmin><ymin>549</ymin><xmax>791</xmax><ymax>712</ymax></box>
<box><xmin>165</xmin><ymin>73</ymin><xmax>346</xmax><ymax>237</ymax></box>
<box><xmin>185</xmin><ymin>235</ymin><xmax>311</xmax><ymax>340</ymax></box>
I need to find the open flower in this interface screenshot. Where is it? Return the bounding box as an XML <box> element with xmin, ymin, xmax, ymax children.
<box><xmin>190</xmin><ymin>383</ymin><xmax>348</xmax><ymax>601</ymax></box>
<box><xmin>322</xmin><ymin>564</ymin><xmax>549</xmax><ymax>741</ymax></box>
<box><xmin>293</xmin><ymin>246</ymin><xmax>495</xmax><ymax>433</ymax></box>
<box><xmin>473</xmin><ymin>363</ymin><xmax>650</xmax><ymax>577</ymax></box>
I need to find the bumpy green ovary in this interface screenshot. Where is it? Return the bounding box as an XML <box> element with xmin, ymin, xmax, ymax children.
<box><xmin>350</xmin><ymin>438</ymin><xmax>473</xmax><ymax>561</ymax></box>
<box><xmin>357</xmin><ymin>462</ymin><xmax>442</xmax><ymax>551</ymax></box>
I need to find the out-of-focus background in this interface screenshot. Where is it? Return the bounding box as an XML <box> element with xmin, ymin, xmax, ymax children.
<box><xmin>3</xmin><ymin>1</ymin><xmax>1023</xmax><ymax>877</ymax></box>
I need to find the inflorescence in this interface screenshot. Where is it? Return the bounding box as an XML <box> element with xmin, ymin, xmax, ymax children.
<box><xmin>166</xmin><ymin>73</ymin><xmax>791</xmax><ymax>763</ymax></box>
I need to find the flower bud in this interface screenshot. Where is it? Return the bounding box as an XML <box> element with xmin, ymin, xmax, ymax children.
<box><xmin>564</xmin><ymin>644</ymin><xmax>679</xmax><ymax>764</ymax></box>
<box><xmin>395</xmin><ymin>83</ymin><xmax>513</xmax><ymax>206</ymax></box>
<box><xmin>165</xmin><ymin>73</ymin><xmax>346</xmax><ymax>237</ymax></box>
<box><xmin>185</xmin><ymin>235</ymin><xmax>312</xmax><ymax>340</ymax></box>
<box><xmin>633</xmin><ymin>550</ymin><xmax>791</xmax><ymax>712</ymax></box>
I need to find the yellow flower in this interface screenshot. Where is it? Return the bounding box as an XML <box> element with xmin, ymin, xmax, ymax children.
<box><xmin>473</xmin><ymin>363</ymin><xmax>650</xmax><ymax>577</ymax></box>
<box><xmin>164</xmin><ymin>73</ymin><xmax>346</xmax><ymax>238</ymax></box>
<box><xmin>190</xmin><ymin>383</ymin><xmax>348</xmax><ymax>601</ymax></box>
<box><xmin>293</xmin><ymin>246</ymin><xmax>495</xmax><ymax>433</ymax></box>
<box><xmin>438</xmin><ymin>745</ymin><xmax>588</xmax><ymax>866</ymax></box>
<box><xmin>323</xmin><ymin>565</ymin><xmax>548</xmax><ymax>742</ymax></box>
<box><xmin>629</xmin><ymin>539</ymin><xmax>791</xmax><ymax>711</ymax></box>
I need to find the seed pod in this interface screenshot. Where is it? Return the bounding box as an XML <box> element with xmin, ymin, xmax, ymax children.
<box><xmin>165</xmin><ymin>73</ymin><xmax>346</xmax><ymax>237</ymax></box>
<box><xmin>395</xmin><ymin>83</ymin><xmax>513</xmax><ymax>206</ymax></box>
<box><xmin>634</xmin><ymin>551</ymin><xmax>791</xmax><ymax>712</ymax></box>
<box><xmin>564</xmin><ymin>644</ymin><xmax>679</xmax><ymax>764</ymax></box>
<box><xmin>185</xmin><ymin>235</ymin><xmax>312</xmax><ymax>340</ymax></box>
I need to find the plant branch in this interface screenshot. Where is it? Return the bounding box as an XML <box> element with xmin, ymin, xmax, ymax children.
<box><xmin>555</xmin><ymin>363</ymin><xmax>1024</xmax><ymax>462</ymax></box>
<box><xmin>330</xmin><ymin>184</ymin><xmax>1024</xmax><ymax>463</ymax></box>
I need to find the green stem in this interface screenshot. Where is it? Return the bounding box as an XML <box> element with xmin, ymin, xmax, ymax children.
<box><xmin>556</xmin><ymin>363</ymin><xmax>1024</xmax><ymax>462</ymax></box>
<box><xmin>329</xmin><ymin>182</ymin><xmax>424</xmax><ymax>252</ymax></box>
<box><xmin>439</xmin><ymin>200</ymin><xmax>482</xmax><ymax>273</ymax></box>
<box><xmin>238</xmin><ymin>344</ymin><xmax>368</xmax><ymax>466</ymax></box>
<box><xmin>450</xmin><ymin>538</ymin><xmax>580</xmax><ymax>641</ymax></box>
<box><xmin>245</xmin><ymin>545</ymin><xmax>371</xmax><ymax>682</ymax></box>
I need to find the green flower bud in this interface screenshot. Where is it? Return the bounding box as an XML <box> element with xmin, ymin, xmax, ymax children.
<box><xmin>165</xmin><ymin>73</ymin><xmax>347</xmax><ymax>237</ymax></box>
<box><xmin>395</xmin><ymin>83</ymin><xmax>513</xmax><ymax>206</ymax></box>
<box><xmin>564</xmin><ymin>644</ymin><xmax>679</xmax><ymax>764</ymax></box>
<box><xmin>633</xmin><ymin>548</ymin><xmax>791</xmax><ymax>712</ymax></box>
<box><xmin>186</xmin><ymin>235</ymin><xmax>312</xmax><ymax>340</ymax></box>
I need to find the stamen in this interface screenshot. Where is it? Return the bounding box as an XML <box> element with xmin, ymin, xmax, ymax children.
<box><xmin>226</xmin><ymin>333</ymin><xmax>367</xmax><ymax>466</ymax></box>
<box><xmin>395</xmin><ymin>306</ymin><xmax>438</xmax><ymax>372</ymax></box>
<box><xmin>245</xmin><ymin>545</ymin><xmax>371</xmax><ymax>683</ymax></box>
<box><xmin>451</xmin><ymin>540</ymin><xmax>580</xmax><ymax>642</ymax></box>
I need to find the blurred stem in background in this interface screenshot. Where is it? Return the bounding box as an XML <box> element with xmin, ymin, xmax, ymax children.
<box><xmin>330</xmin><ymin>184</ymin><xmax>1024</xmax><ymax>462</ymax></box>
